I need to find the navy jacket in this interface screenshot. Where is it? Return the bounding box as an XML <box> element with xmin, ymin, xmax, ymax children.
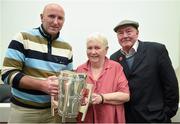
<box><xmin>110</xmin><ymin>41</ymin><xmax>179</xmax><ymax>122</ymax></box>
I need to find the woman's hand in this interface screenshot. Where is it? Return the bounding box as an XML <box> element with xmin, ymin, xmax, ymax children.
<box><xmin>91</xmin><ymin>93</ymin><xmax>103</xmax><ymax>104</ymax></box>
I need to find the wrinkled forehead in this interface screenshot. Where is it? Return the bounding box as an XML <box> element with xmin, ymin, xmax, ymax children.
<box><xmin>117</xmin><ymin>25</ymin><xmax>138</xmax><ymax>32</ymax></box>
<box><xmin>43</xmin><ymin>4</ymin><xmax>65</xmax><ymax>16</ymax></box>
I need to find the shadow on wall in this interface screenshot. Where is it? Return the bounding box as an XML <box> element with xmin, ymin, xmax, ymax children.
<box><xmin>176</xmin><ymin>67</ymin><xmax>180</xmax><ymax>79</ymax></box>
<box><xmin>175</xmin><ymin>67</ymin><xmax>180</xmax><ymax>97</ymax></box>
<box><xmin>172</xmin><ymin>67</ymin><xmax>180</xmax><ymax>122</ymax></box>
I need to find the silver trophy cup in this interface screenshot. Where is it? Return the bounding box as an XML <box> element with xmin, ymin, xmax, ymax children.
<box><xmin>51</xmin><ymin>70</ymin><xmax>93</xmax><ymax>122</ymax></box>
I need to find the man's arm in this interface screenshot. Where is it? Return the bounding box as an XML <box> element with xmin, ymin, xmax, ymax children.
<box><xmin>19</xmin><ymin>75</ymin><xmax>58</xmax><ymax>96</ymax></box>
<box><xmin>158</xmin><ymin>45</ymin><xmax>179</xmax><ymax>118</ymax></box>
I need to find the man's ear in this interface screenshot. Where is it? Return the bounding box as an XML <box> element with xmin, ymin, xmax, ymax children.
<box><xmin>106</xmin><ymin>46</ymin><xmax>109</xmax><ymax>51</ymax></box>
<box><xmin>40</xmin><ymin>14</ymin><xmax>43</xmax><ymax>21</ymax></box>
<box><xmin>136</xmin><ymin>30</ymin><xmax>139</xmax><ymax>35</ymax></box>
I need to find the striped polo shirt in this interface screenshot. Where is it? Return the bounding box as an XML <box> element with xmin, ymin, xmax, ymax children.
<box><xmin>1</xmin><ymin>26</ymin><xmax>73</xmax><ymax>109</ymax></box>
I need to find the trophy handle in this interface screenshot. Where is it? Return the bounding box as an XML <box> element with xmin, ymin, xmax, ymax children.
<box><xmin>51</xmin><ymin>96</ymin><xmax>55</xmax><ymax>116</ymax></box>
<box><xmin>51</xmin><ymin>96</ymin><xmax>58</xmax><ymax>116</ymax></box>
<box><xmin>79</xmin><ymin>83</ymin><xmax>93</xmax><ymax>121</ymax></box>
<box><xmin>50</xmin><ymin>77</ymin><xmax>59</xmax><ymax>116</ymax></box>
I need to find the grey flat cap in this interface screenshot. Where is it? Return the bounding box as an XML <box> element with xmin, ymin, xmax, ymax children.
<box><xmin>114</xmin><ymin>20</ymin><xmax>139</xmax><ymax>32</ymax></box>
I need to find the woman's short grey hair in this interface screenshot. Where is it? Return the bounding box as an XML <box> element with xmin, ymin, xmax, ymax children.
<box><xmin>86</xmin><ymin>32</ymin><xmax>108</xmax><ymax>48</ymax></box>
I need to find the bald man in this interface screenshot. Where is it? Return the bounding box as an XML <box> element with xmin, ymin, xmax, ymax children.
<box><xmin>1</xmin><ymin>3</ymin><xmax>73</xmax><ymax>123</ymax></box>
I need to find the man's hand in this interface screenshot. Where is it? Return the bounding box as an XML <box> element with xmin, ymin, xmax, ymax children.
<box><xmin>44</xmin><ymin>76</ymin><xmax>59</xmax><ymax>96</ymax></box>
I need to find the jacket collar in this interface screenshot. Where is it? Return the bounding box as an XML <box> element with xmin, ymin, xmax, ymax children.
<box><xmin>38</xmin><ymin>24</ymin><xmax>60</xmax><ymax>41</ymax></box>
<box><xmin>118</xmin><ymin>40</ymin><xmax>146</xmax><ymax>76</ymax></box>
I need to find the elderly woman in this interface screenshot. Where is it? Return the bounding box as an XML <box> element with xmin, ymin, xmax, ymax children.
<box><xmin>76</xmin><ymin>33</ymin><xmax>130</xmax><ymax>123</ymax></box>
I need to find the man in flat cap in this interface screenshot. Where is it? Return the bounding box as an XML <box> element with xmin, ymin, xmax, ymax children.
<box><xmin>110</xmin><ymin>19</ymin><xmax>179</xmax><ymax>123</ymax></box>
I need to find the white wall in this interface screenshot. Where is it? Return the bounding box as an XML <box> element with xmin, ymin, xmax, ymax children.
<box><xmin>0</xmin><ymin>0</ymin><xmax>180</xmax><ymax>122</ymax></box>
<box><xmin>0</xmin><ymin>0</ymin><xmax>180</xmax><ymax>70</ymax></box>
